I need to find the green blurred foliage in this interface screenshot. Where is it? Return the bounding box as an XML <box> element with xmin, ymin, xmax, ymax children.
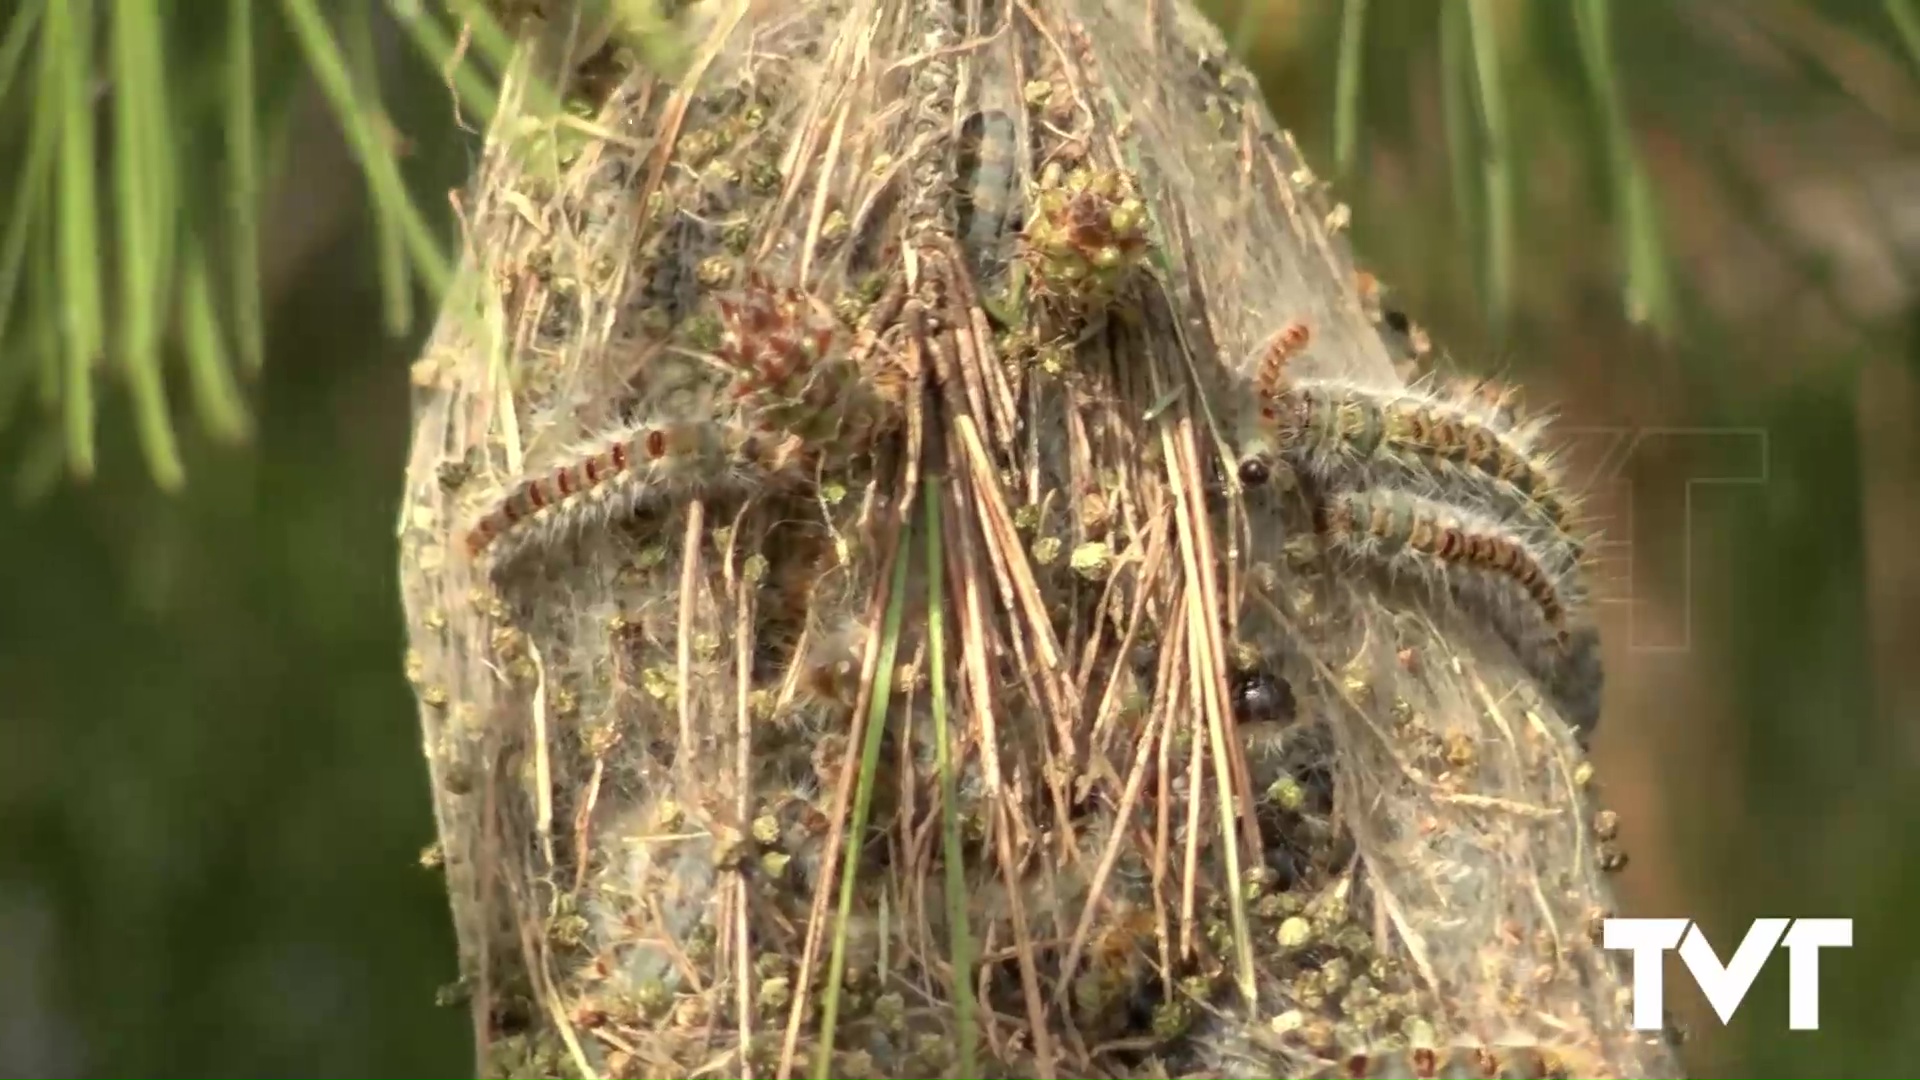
<box><xmin>0</xmin><ymin>229</ymin><xmax>470</xmax><ymax>1073</ymax></box>
<box><xmin>2</xmin><ymin>1</ymin><xmax>1917</xmax><ymax>1076</ymax></box>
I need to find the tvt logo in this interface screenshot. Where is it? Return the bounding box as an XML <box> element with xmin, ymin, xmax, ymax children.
<box><xmin>1603</xmin><ymin>918</ymin><xmax>1852</xmax><ymax>1031</ymax></box>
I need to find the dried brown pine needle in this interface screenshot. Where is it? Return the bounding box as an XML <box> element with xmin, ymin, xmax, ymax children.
<box><xmin>398</xmin><ymin>2</ymin><xmax>1678</xmax><ymax>1078</ymax></box>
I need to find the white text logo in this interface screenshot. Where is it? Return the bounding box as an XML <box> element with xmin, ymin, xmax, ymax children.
<box><xmin>1603</xmin><ymin>918</ymin><xmax>1852</xmax><ymax>1031</ymax></box>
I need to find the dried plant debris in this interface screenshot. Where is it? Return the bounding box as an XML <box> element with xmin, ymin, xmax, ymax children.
<box><xmin>398</xmin><ymin>2</ymin><xmax>1674</xmax><ymax>1078</ymax></box>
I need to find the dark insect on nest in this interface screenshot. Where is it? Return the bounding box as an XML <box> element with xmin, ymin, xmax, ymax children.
<box><xmin>397</xmin><ymin>2</ymin><xmax>1676</xmax><ymax>1078</ymax></box>
<box><xmin>1232</xmin><ymin>667</ymin><xmax>1296</xmax><ymax>724</ymax></box>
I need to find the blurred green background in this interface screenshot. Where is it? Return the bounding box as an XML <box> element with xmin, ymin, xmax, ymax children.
<box><xmin>1</xmin><ymin>1</ymin><xmax>1915</xmax><ymax>1076</ymax></box>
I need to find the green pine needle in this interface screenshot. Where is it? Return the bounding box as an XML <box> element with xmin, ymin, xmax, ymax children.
<box><xmin>180</xmin><ymin>237</ymin><xmax>252</xmax><ymax>445</ymax></box>
<box><xmin>1439</xmin><ymin>4</ymin><xmax>1482</xmax><ymax>284</ymax></box>
<box><xmin>1463</xmin><ymin>0</ymin><xmax>1514</xmax><ymax>333</ymax></box>
<box><xmin>444</xmin><ymin>0</ymin><xmax>563</xmax><ymax>117</ymax></box>
<box><xmin>443</xmin><ymin>0</ymin><xmax>522</xmax><ymax>75</ymax></box>
<box><xmin>923</xmin><ymin>475</ymin><xmax>979</xmax><ymax>1079</ymax></box>
<box><xmin>281</xmin><ymin>0</ymin><xmax>451</xmax><ymax>299</ymax></box>
<box><xmin>227</xmin><ymin>0</ymin><xmax>266</xmax><ymax>375</ymax></box>
<box><xmin>344</xmin><ymin>2</ymin><xmax>415</xmax><ymax>337</ymax></box>
<box><xmin>1333</xmin><ymin>0</ymin><xmax>1368</xmax><ymax>177</ymax></box>
<box><xmin>1574</xmin><ymin>0</ymin><xmax>1676</xmax><ymax>336</ymax></box>
<box><xmin>114</xmin><ymin>0</ymin><xmax>186</xmax><ymax>490</ymax></box>
<box><xmin>0</xmin><ymin>0</ymin><xmax>41</xmax><ymax>433</ymax></box>
<box><xmin>49</xmin><ymin>0</ymin><xmax>102</xmax><ymax>480</ymax></box>
<box><xmin>391</xmin><ymin>1</ymin><xmax>501</xmax><ymax>128</ymax></box>
<box><xmin>1</xmin><ymin>0</ymin><xmax>470</xmax><ymax>488</ymax></box>
<box><xmin>815</xmin><ymin>525</ymin><xmax>914</xmax><ymax>1080</ymax></box>
<box><xmin>0</xmin><ymin>2</ymin><xmax>54</xmax><ymax>404</ymax></box>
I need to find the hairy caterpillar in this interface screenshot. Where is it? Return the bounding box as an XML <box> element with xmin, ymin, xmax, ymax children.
<box><xmin>462</xmin><ymin>416</ymin><xmax>809</xmax><ymax>567</ymax></box>
<box><xmin>1233</xmin><ymin>321</ymin><xmax>1601</xmax><ymax>731</ymax></box>
<box><xmin>1313</xmin><ymin>486</ymin><xmax>1603</xmax><ymax>734</ymax></box>
<box><xmin>461</xmin><ymin>268</ymin><xmax>908</xmax><ymax>572</ymax></box>
<box><xmin>1436</xmin><ymin>375</ymin><xmax>1524</xmax><ymax>434</ymax></box>
<box><xmin>955</xmin><ymin>109</ymin><xmax>1023</xmax><ymax>286</ymax></box>
<box><xmin>1242</xmin><ymin>379</ymin><xmax>1585</xmax><ymax>566</ymax></box>
<box><xmin>1238</xmin><ymin>322</ymin><xmax>1571</xmax><ymax>526</ymax></box>
<box><xmin>1251</xmin><ymin>320</ymin><xmax>1313</xmax><ymax>395</ymax></box>
<box><xmin>1316</xmin><ymin>488</ymin><xmax>1575</xmax><ymax>642</ymax></box>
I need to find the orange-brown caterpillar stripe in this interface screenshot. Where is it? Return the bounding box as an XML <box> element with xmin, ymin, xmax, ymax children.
<box><xmin>1251</xmin><ymin>321</ymin><xmax>1312</xmax><ymax>398</ymax></box>
<box><xmin>461</xmin><ymin>426</ymin><xmax>691</xmax><ymax>559</ymax></box>
<box><xmin>459</xmin><ymin>420</ymin><xmax>813</xmax><ymax>567</ymax></box>
<box><xmin>1320</xmin><ymin>489</ymin><xmax>1570</xmax><ymax>640</ymax></box>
